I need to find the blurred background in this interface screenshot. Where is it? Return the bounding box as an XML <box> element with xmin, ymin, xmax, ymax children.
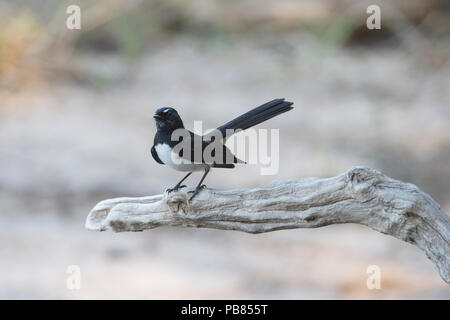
<box><xmin>0</xmin><ymin>0</ymin><xmax>449</xmax><ymax>299</ymax></box>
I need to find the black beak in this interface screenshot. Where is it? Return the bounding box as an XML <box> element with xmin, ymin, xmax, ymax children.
<box><xmin>153</xmin><ymin>114</ymin><xmax>163</xmax><ymax>120</ymax></box>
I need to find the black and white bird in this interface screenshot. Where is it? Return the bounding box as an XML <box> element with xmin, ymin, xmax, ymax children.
<box><xmin>151</xmin><ymin>98</ymin><xmax>294</xmax><ymax>201</ymax></box>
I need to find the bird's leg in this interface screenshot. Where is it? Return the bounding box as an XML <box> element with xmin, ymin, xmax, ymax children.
<box><xmin>188</xmin><ymin>167</ymin><xmax>210</xmax><ymax>201</ymax></box>
<box><xmin>166</xmin><ymin>172</ymin><xmax>192</xmax><ymax>193</ymax></box>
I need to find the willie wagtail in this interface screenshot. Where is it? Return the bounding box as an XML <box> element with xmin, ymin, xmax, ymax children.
<box><xmin>151</xmin><ymin>98</ymin><xmax>294</xmax><ymax>201</ymax></box>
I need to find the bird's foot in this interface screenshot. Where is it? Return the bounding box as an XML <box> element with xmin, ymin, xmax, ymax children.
<box><xmin>166</xmin><ymin>185</ymin><xmax>187</xmax><ymax>193</ymax></box>
<box><xmin>187</xmin><ymin>185</ymin><xmax>207</xmax><ymax>193</ymax></box>
<box><xmin>188</xmin><ymin>185</ymin><xmax>207</xmax><ymax>201</ymax></box>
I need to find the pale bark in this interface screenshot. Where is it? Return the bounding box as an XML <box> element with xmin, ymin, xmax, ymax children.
<box><xmin>86</xmin><ymin>166</ymin><xmax>450</xmax><ymax>283</ymax></box>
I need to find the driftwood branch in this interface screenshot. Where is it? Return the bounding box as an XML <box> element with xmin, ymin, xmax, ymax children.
<box><xmin>86</xmin><ymin>166</ymin><xmax>450</xmax><ymax>283</ymax></box>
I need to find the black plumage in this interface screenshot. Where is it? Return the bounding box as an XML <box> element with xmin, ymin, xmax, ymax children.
<box><xmin>151</xmin><ymin>98</ymin><xmax>294</xmax><ymax>200</ymax></box>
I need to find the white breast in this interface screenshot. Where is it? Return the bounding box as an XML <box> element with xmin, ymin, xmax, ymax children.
<box><xmin>155</xmin><ymin>143</ymin><xmax>208</xmax><ymax>172</ymax></box>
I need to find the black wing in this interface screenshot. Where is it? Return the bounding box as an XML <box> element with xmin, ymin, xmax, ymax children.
<box><xmin>170</xmin><ymin>130</ymin><xmax>242</xmax><ymax>167</ymax></box>
<box><xmin>151</xmin><ymin>145</ymin><xmax>164</xmax><ymax>165</ymax></box>
<box><xmin>188</xmin><ymin>131</ymin><xmax>242</xmax><ymax>167</ymax></box>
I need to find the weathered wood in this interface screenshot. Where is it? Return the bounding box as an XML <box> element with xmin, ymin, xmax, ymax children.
<box><xmin>86</xmin><ymin>166</ymin><xmax>450</xmax><ymax>283</ymax></box>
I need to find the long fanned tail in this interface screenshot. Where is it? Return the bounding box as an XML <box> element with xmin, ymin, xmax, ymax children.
<box><xmin>215</xmin><ymin>98</ymin><xmax>294</xmax><ymax>139</ymax></box>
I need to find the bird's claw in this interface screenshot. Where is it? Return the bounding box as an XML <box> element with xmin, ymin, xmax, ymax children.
<box><xmin>187</xmin><ymin>185</ymin><xmax>207</xmax><ymax>194</ymax></box>
<box><xmin>188</xmin><ymin>185</ymin><xmax>207</xmax><ymax>201</ymax></box>
<box><xmin>166</xmin><ymin>185</ymin><xmax>187</xmax><ymax>193</ymax></box>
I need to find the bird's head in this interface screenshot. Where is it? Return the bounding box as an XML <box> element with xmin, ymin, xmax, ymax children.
<box><xmin>153</xmin><ymin>107</ymin><xmax>184</xmax><ymax>131</ymax></box>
